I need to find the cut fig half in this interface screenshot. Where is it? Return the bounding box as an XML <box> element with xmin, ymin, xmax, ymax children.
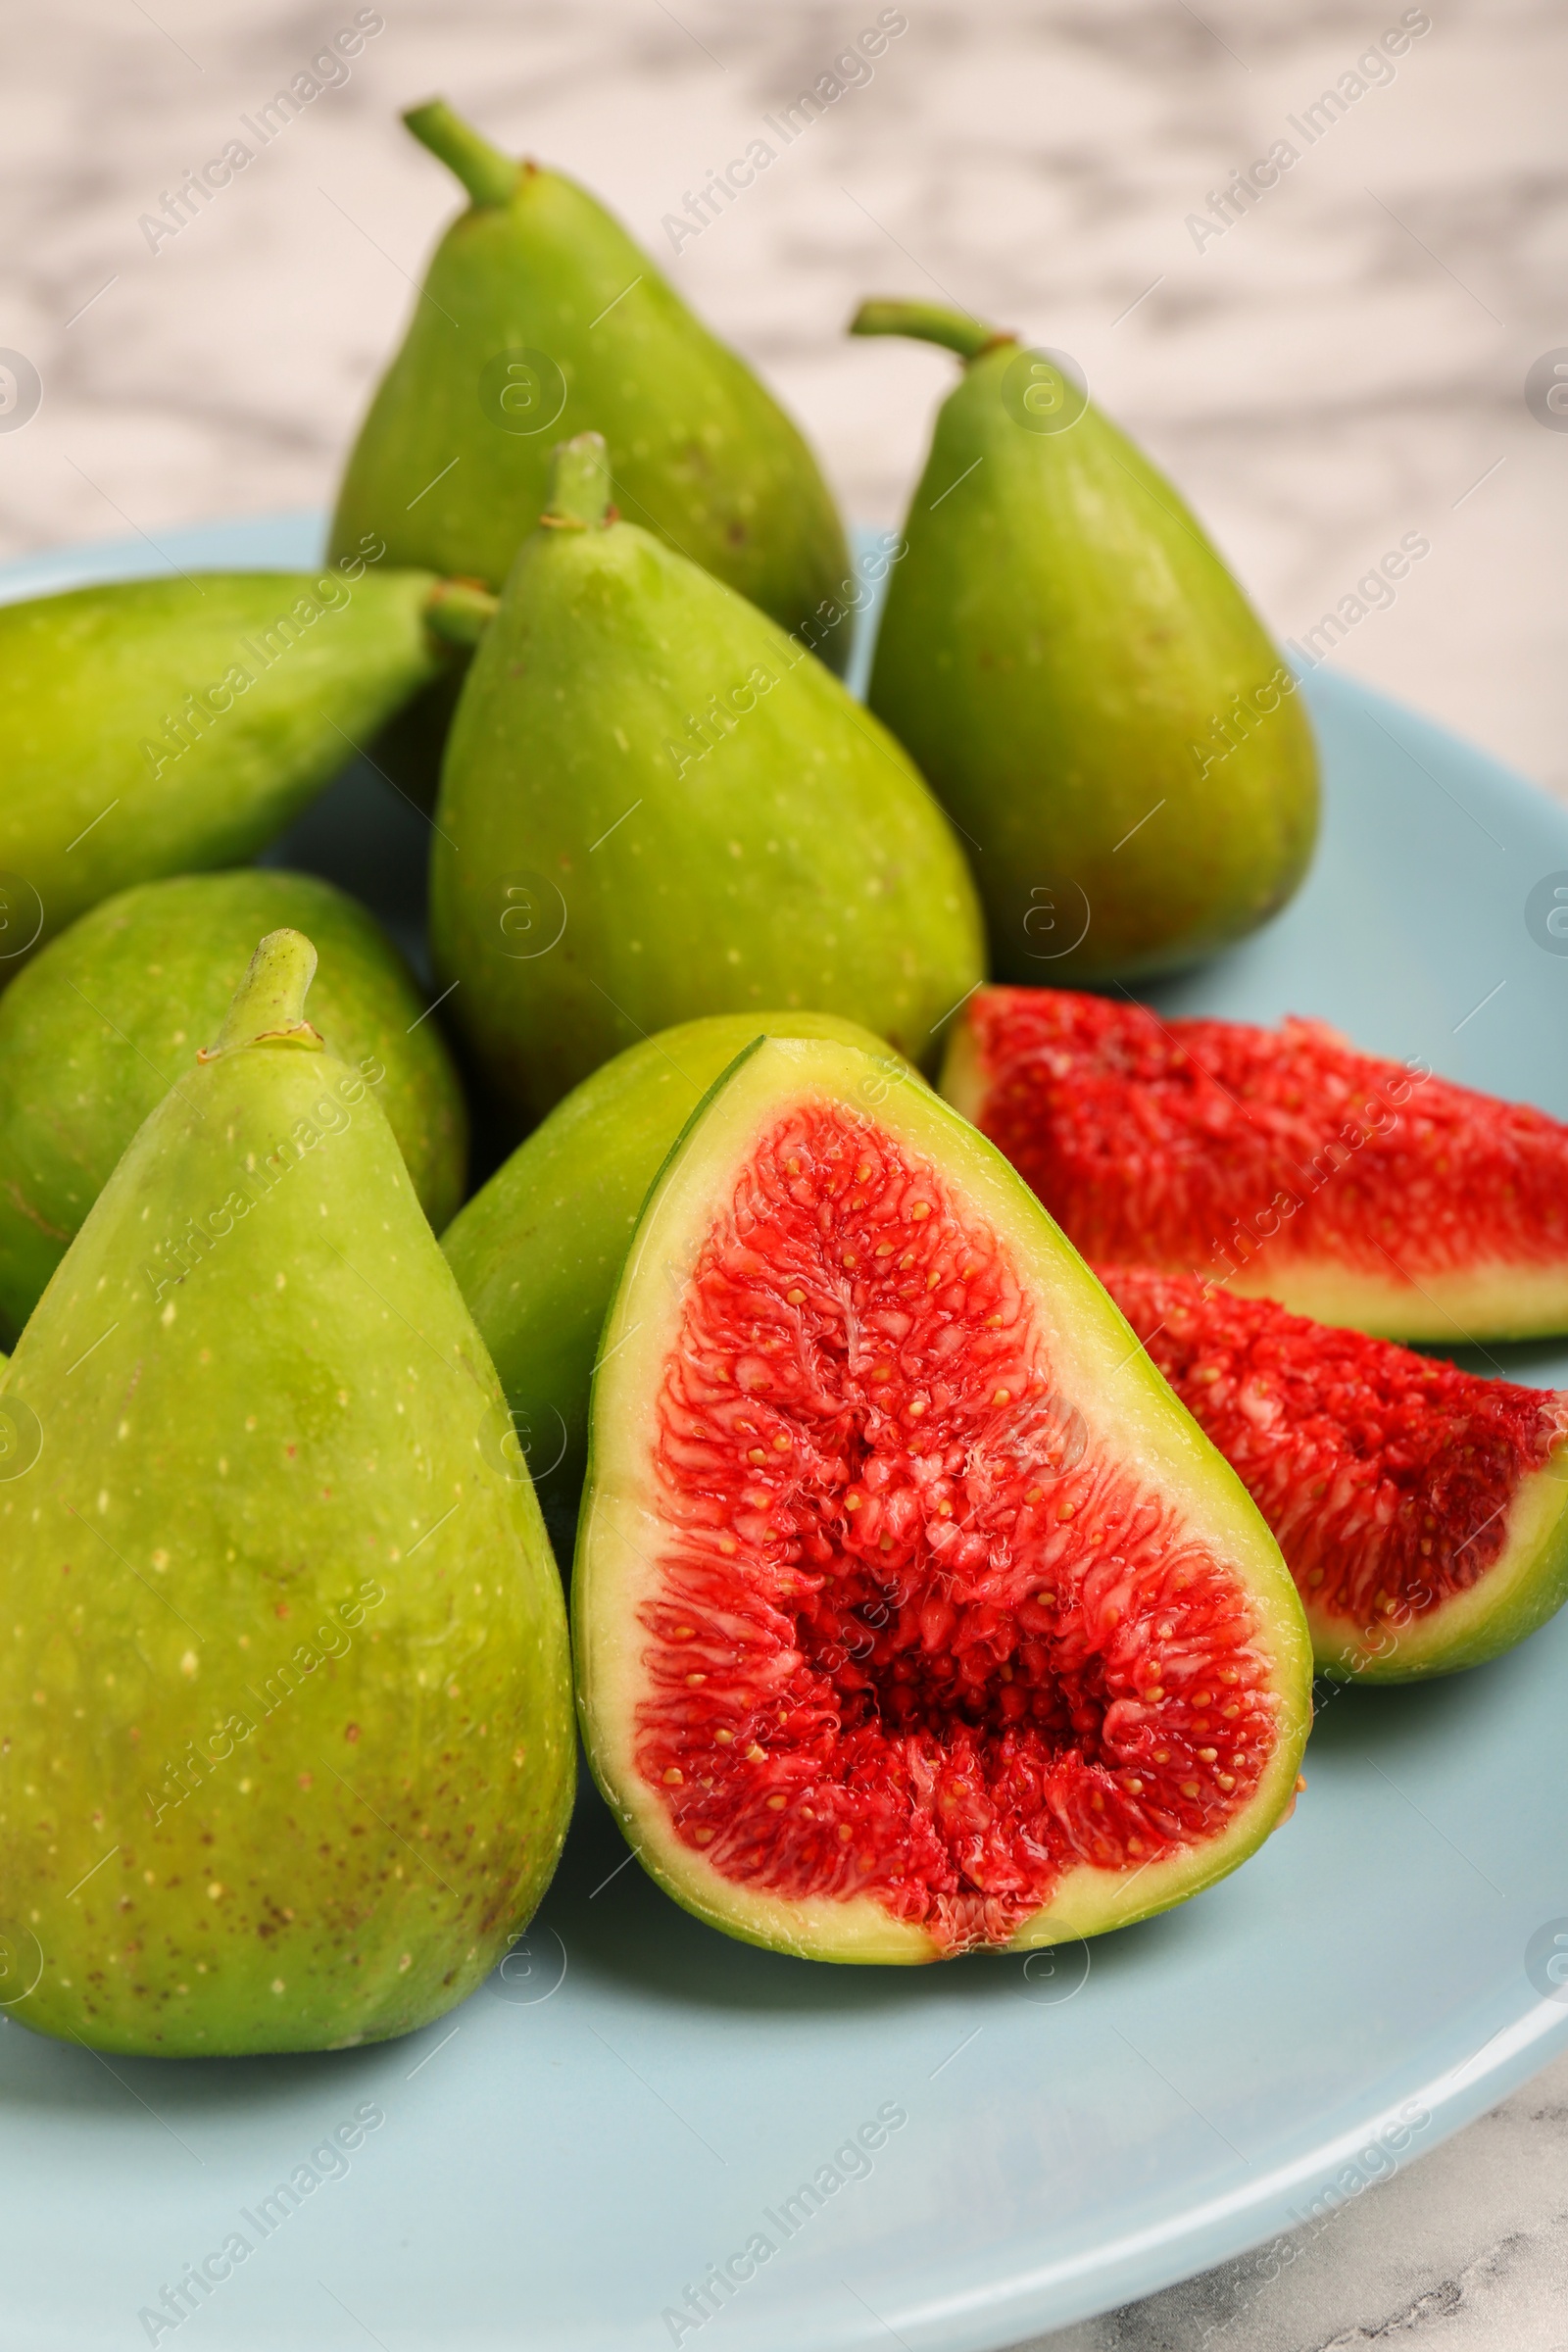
<box><xmin>943</xmin><ymin>988</ymin><xmax>1568</xmax><ymax>1344</ymax></box>
<box><xmin>1102</xmin><ymin>1265</ymin><xmax>1568</xmax><ymax>1682</ymax></box>
<box><xmin>575</xmin><ymin>1037</ymin><xmax>1312</xmax><ymax>1963</ymax></box>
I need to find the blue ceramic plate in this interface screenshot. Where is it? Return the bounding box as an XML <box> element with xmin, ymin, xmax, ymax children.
<box><xmin>4</xmin><ymin>518</ymin><xmax>1568</xmax><ymax>2352</ymax></box>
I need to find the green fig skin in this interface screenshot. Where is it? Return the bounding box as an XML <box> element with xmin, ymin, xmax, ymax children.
<box><xmin>858</xmin><ymin>310</ymin><xmax>1320</xmax><ymax>982</ymax></box>
<box><xmin>443</xmin><ymin>1010</ymin><xmax>912</xmax><ymax>1507</ymax></box>
<box><xmin>0</xmin><ymin>931</ymin><xmax>573</xmax><ymax>2057</ymax></box>
<box><xmin>0</xmin><ymin>564</ymin><xmax>464</xmax><ymax>959</ymax></box>
<box><xmin>0</xmin><ymin>871</ymin><xmax>469</xmax><ymax>1347</ymax></box>
<box><xmin>328</xmin><ymin>104</ymin><xmax>854</xmax><ymax>671</ymax></box>
<box><xmin>428</xmin><ymin>436</ymin><xmax>986</xmax><ymax>1127</ymax></box>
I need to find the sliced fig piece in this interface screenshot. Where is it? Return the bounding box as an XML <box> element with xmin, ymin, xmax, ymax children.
<box><xmin>575</xmin><ymin>1037</ymin><xmax>1312</xmax><ymax>1962</ymax></box>
<box><xmin>1102</xmin><ymin>1265</ymin><xmax>1568</xmax><ymax>1683</ymax></box>
<box><xmin>943</xmin><ymin>988</ymin><xmax>1568</xmax><ymax>1344</ymax></box>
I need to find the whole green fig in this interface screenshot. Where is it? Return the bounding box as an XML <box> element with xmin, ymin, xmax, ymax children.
<box><xmin>429</xmin><ymin>433</ymin><xmax>985</xmax><ymax>1127</ymax></box>
<box><xmin>331</xmin><ymin>101</ymin><xmax>854</xmax><ymax>670</ymax></box>
<box><xmin>0</xmin><ymin>930</ymin><xmax>573</xmax><ymax>2056</ymax></box>
<box><xmin>0</xmin><ymin>564</ymin><xmax>492</xmax><ymax>960</ymax></box>
<box><xmin>852</xmin><ymin>298</ymin><xmax>1319</xmax><ymax>982</ymax></box>
<box><xmin>0</xmin><ymin>870</ymin><xmax>468</xmax><ymax>1345</ymax></box>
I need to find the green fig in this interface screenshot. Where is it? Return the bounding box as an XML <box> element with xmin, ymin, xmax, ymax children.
<box><xmin>443</xmin><ymin>1009</ymin><xmax>913</xmax><ymax>1508</ymax></box>
<box><xmin>0</xmin><ymin>870</ymin><xmax>469</xmax><ymax>1346</ymax></box>
<box><xmin>0</xmin><ymin>930</ymin><xmax>573</xmax><ymax>2056</ymax></box>
<box><xmin>429</xmin><ymin>433</ymin><xmax>985</xmax><ymax>1127</ymax></box>
<box><xmin>329</xmin><ymin>101</ymin><xmax>855</xmax><ymax>674</ymax></box>
<box><xmin>0</xmin><ymin>564</ymin><xmax>494</xmax><ymax>961</ymax></box>
<box><xmin>852</xmin><ymin>299</ymin><xmax>1320</xmax><ymax>982</ymax></box>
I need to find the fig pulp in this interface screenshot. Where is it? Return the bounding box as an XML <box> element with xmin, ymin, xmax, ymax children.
<box><xmin>1104</xmin><ymin>1268</ymin><xmax>1568</xmax><ymax>1681</ymax></box>
<box><xmin>945</xmin><ymin>988</ymin><xmax>1568</xmax><ymax>1343</ymax></box>
<box><xmin>576</xmin><ymin>1037</ymin><xmax>1311</xmax><ymax>1961</ymax></box>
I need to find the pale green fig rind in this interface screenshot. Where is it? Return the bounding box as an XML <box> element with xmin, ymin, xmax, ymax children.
<box><xmin>328</xmin><ymin>157</ymin><xmax>854</xmax><ymax>669</ymax></box>
<box><xmin>442</xmin><ymin>1010</ymin><xmax>911</xmax><ymax>1507</ymax></box>
<box><xmin>868</xmin><ymin>346</ymin><xmax>1320</xmax><ymax>983</ymax></box>
<box><xmin>938</xmin><ymin>1011</ymin><xmax>985</xmax><ymax>1124</ymax></box>
<box><xmin>0</xmin><ymin>961</ymin><xmax>573</xmax><ymax>2055</ymax></box>
<box><xmin>574</xmin><ymin>1037</ymin><xmax>1313</xmax><ymax>1964</ymax></box>
<box><xmin>1312</xmin><ymin>1444</ymin><xmax>1568</xmax><ymax>1684</ymax></box>
<box><xmin>0</xmin><ymin>568</ymin><xmax>447</xmax><ymax>957</ymax></box>
<box><xmin>1219</xmin><ymin>1257</ymin><xmax>1568</xmax><ymax>1345</ymax></box>
<box><xmin>0</xmin><ymin>871</ymin><xmax>468</xmax><ymax>1347</ymax></box>
<box><xmin>428</xmin><ymin>513</ymin><xmax>986</xmax><ymax>1124</ymax></box>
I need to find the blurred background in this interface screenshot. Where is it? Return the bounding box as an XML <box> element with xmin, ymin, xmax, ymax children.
<box><xmin>3</xmin><ymin>6</ymin><xmax>1566</xmax><ymax>2347</ymax></box>
<box><xmin>2</xmin><ymin>0</ymin><xmax>1563</xmax><ymax>791</ymax></box>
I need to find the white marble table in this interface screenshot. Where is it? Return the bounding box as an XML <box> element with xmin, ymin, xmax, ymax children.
<box><xmin>2</xmin><ymin>3</ymin><xmax>1563</xmax><ymax>2342</ymax></box>
<box><xmin>4</xmin><ymin>0</ymin><xmax>1563</xmax><ymax>795</ymax></box>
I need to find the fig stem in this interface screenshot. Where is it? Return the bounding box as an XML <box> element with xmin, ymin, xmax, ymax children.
<box><xmin>543</xmin><ymin>432</ymin><xmax>613</xmax><ymax>531</ymax></box>
<box><xmin>423</xmin><ymin>577</ymin><xmax>500</xmax><ymax>649</ymax></box>
<box><xmin>205</xmin><ymin>930</ymin><xmax>323</xmax><ymax>1059</ymax></box>
<box><xmin>403</xmin><ymin>99</ymin><xmax>516</xmax><ymax>210</ymax></box>
<box><xmin>849</xmin><ymin>297</ymin><xmax>1017</xmax><ymax>365</ymax></box>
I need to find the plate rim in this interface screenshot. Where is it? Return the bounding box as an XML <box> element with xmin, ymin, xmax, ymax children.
<box><xmin>4</xmin><ymin>513</ymin><xmax>1567</xmax><ymax>2352</ymax></box>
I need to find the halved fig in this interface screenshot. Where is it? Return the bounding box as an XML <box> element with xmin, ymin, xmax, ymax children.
<box><xmin>942</xmin><ymin>987</ymin><xmax>1568</xmax><ymax>1343</ymax></box>
<box><xmin>575</xmin><ymin>1037</ymin><xmax>1312</xmax><ymax>1962</ymax></box>
<box><xmin>1103</xmin><ymin>1264</ymin><xmax>1568</xmax><ymax>1682</ymax></box>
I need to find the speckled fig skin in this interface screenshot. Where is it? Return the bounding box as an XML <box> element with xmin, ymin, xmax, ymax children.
<box><xmin>0</xmin><ymin>870</ymin><xmax>469</xmax><ymax>1348</ymax></box>
<box><xmin>428</xmin><ymin>434</ymin><xmax>985</xmax><ymax>1127</ymax></box>
<box><xmin>852</xmin><ymin>299</ymin><xmax>1319</xmax><ymax>983</ymax></box>
<box><xmin>0</xmin><ymin>566</ymin><xmax>492</xmax><ymax>961</ymax></box>
<box><xmin>443</xmin><ymin>1008</ymin><xmax>912</xmax><ymax>1507</ymax></box>
<box><xmin>330</xmin><ymin>100</ymin><xmax>853</xmax><ymax>670</ymax></box>
<box><xmin>0</xmin><ymin>930</ymin><xmax>573</xmax><ymax>2057</ymax></box>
